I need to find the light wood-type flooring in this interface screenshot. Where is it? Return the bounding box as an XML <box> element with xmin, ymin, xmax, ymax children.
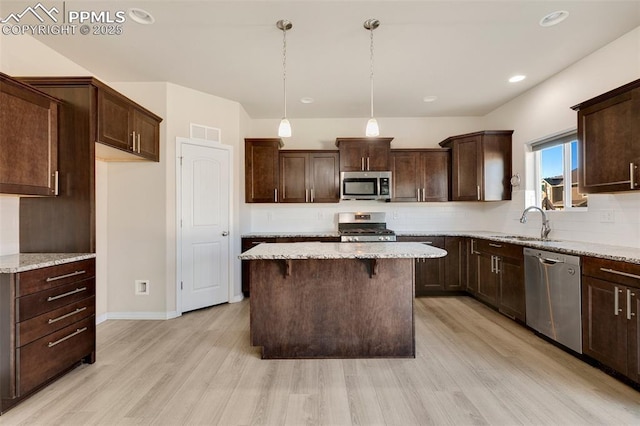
<box><xmin>1</xmin><ymin>297</ymin><xmax>639</xmax><ymax>425</ymax></box>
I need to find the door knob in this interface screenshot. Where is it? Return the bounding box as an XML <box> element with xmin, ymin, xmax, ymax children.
<box><xmin>222</xmin><ymin>231</ymin><xmax>229</xmax><ymax>236</ymax></box>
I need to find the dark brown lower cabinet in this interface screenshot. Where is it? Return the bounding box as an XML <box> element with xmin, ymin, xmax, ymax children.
<box><xmin>468</xmin><ymin>239</ymin><xmax>525</xmax><ymax>321</ymax></box>
<box><xmin>444</xmin><ymin>237</ymin><xmax>467</xmax><ymax>291</ymax></box>
<box><xmin>396</xmin><ymin>236</ymin><xmax>446</xmax><ymax>296</ymax></box>
<box><xmin>582</xmin><ymin>257</ymin><xmax>640</xmax><ymax>383</ymax></box>
<box><xmin>0</xmin><ymin>258</ymin><xmax>96</xmax><ymax>413</ymax></box>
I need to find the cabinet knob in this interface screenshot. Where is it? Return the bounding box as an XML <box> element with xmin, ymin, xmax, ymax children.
<box><xmin>222</xmin><ymin>231</ymin><xmax>229</xmax><ymax>236</ymax></box>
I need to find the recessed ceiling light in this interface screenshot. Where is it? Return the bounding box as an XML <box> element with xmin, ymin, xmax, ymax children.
<box><xmin>300</xmin><ymin>97</ymin><xmax>314</xmax><ymax>104</ymax></box>
<box><xmin>422</xmin><ymin>96</ymin><xmax>438</xmax><ymax>103</ymax></box>
<box><xmin>539</xmin><ymin>10</ymin><xmax>569</xmax><ymax>27</ymax></box>
<box><xmin>128</xmin><ymin>8</ymin><xmax>155</xmax><ymax>25</ymax></box>
<box><xmin>509</xmin><ymin>75</ymin><xmax>526</xmax><ymax>83</ymax></box>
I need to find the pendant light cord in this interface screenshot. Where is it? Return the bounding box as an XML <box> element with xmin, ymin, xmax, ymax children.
<box><xmin>369</xmin><ymin>26</ymin><xmax>374</xmax><ymax>118</ymax></box>
<box><xmin>282</xmin><ymin>25</ymin><xmax>288</xmax><ymax>118</ymax></box>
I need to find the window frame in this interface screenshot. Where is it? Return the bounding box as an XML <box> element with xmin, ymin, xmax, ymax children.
<box><xmin>531</xmin><ymin>130</ymin><xmax>587</xmax><ymax>212</ymax></box>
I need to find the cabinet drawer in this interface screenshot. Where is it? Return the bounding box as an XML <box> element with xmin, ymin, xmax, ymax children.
<box><xmin>16</xmin><ymin>296</ymin><xmax>95</xmax><ymax>347</ymax></box>
<box><xmin>17</xmin><ymin>278</ymin><xmax>95</xmax><ymax>322</ymax></box>
<box><xmin>583</xmin><ymin>256</ymin><xmax>640</xmax><ymax>288</ymax></box>
<box><xmin>17</xmin><ymin>259</ymin><xmax>95</xmax><ymax>297</ymax></box>
<box><xmin>473</xmin><ymin>239</ymin><xmax>523</xmax><ymax>260</ymax></box>
<box><xmin>17</xmin><ymin>315</ymin><xmax>94</xmax><ymax>396</ymax></box>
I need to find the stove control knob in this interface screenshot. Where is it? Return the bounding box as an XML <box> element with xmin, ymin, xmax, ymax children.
<box><xmin>384</xmin><ymin>236</ymin><xmax>391</xmax><ymax>241</ymax></box>
<box><xmin>353</xmin><ymin>236</ymin><xmax>359</xmax><ymax>242</ymax></box>
<box><xmin>378</xmin><ymin>236</ymin><xmax>384</xmax><ymax>241</ymax></box>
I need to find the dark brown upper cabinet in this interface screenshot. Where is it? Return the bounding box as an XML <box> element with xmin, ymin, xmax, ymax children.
<box><xmin>335</xmin><ymin>137</ymin><xmax>393</xmax><ymax>171</ymax></box>
<box><xmin>17</xmin><ymin>77</ymin><xmax>163</xmax><ymax>253</ymax></box>
<box><xmin>279</xmin><ymin>150</ymin><xmax>340</xmax><ymax>203</ymax></box>
<box><xmin>571</xmin><ymin>79</ymin><xmax>640</xmax><ymax>194</ymax></box>
<box><xmin>390</xmin><ymin>149</ymin><xmax>450</xmax><ymax>202</ymax></box>
<box><xmin>439</xmin><ymin>130</ymin><xmax>513</xmax><ymax>201</ymax></box>
<box><xmin>0</xmin><ymin>72</ymin><xmax>59</xmax><ymax>196</ymax></box>
<box><xmin>245</xmin><ymin>138</ymin><xmax>283</xmax><ymax>203</ymax></box>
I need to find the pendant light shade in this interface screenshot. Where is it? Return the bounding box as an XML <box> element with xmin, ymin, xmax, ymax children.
<box><xmin>364</xmin><ymin>19</ymin><xmax>380</xmax><ymax>137</ymax></box>
<box><xmin>277</xmin><ymin>19</ymin><xmax>293</xmax><ymax>138</ymax></box>
<box><xmin>278</xmin><ymin>118</ymin><xmax>292</xmax><ymax>138</ymax></box>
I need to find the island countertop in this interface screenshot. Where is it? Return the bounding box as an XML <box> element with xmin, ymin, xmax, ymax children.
<box><xmin>239</xmin><ymin>242</ymin><xmax>447</xmax><ymax>260</ymax></box>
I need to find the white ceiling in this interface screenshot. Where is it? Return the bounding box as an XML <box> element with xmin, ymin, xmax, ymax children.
<box><xmin>3</xmin><ymin>1</ymin><xmax>640</xmax><ymax>119</ymax></box>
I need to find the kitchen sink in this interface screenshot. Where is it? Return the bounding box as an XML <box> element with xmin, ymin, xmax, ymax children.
<box><xmin>491</xmin><ymin>235</ymin><xmax>560</xmax><ymax>242</ymax></box>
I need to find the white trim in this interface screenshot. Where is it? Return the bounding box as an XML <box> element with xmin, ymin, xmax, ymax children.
<box><xmin>229</xmin><ymin>294</ymin><xmax>244</xmax><ymax>304</ymax></box>
<box><xmin>175</xmin><ymin>137</ymin><xmax>234</xmax><ymax>316</ymax></box>
<box><xmin>106</xmin><ymin>311</ymin><xmax>180</xmax><ymax>321</ymax></box>
<box><xmin>96</xmin><ymin>313</ymin><xmax>109</xmax><ymax>325</ymax></box>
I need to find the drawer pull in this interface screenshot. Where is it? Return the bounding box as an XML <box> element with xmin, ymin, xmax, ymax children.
<box><xmin>489</xmin><ymin>243</ymin><xmax>503</xmax><ymax>248</ymax></box>
<box><xmin>46</xmin><ymin>270</ymin><xmax>86</xmax><ymax>282</ymax></box>
<box><xmin>48</xmin><ymin>327</ymin><xmax>88</xmax><ymax>348</ymax></box>
<box><xmin>48</xmin><ymin>307</ymin><xmax>87</xmax><ymax>324</ymax></box>
<box><xmin>600</xmin><ymin>268</ymin><xmax>640</xmax><ymax>281</ymax></box>
<box><xmin>47</xmin><ymin>287</ymin><xmax>87</xmax><ymax>302</ymax></box>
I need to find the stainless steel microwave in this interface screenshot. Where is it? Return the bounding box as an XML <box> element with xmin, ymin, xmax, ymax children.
<box><xmin>340</xmin><ymin>171</ymin><xmax>392</xmax><ymax>200</ymax></box>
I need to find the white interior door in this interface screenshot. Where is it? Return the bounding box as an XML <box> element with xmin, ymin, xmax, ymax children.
<box><xmin>180</xmin><ymin>141</ymin><xmax>230</xmax><ymax>312</ymax></box>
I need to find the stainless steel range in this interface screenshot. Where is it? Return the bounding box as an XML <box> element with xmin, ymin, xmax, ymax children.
<box><xmin>338</xmin><ymin>212</ymin><xmax>396</xmax><ymax>242</ymax></box>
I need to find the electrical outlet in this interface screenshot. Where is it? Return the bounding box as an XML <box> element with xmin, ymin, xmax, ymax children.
<box><xmin>393</xmin><ymin>211</ymin><xmax>399</xmax><ymax>220</ymax></box>
<box><xmin>599</xmin><ymin>210</ymin><xmax>615</xmax><ymax>223</ymax></box>
<box><xmin>135</xmin><ymin>280</ymin><xmax>150</xmax><ymax>295</ymax></box>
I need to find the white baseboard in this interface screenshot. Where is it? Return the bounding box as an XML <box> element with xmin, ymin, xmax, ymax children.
<box><xmin>105</xmin><ymin>311</ymin><xmax>180</xmax><ymax>321</ymax></box>
<box><xmin>229</xmin><ymin>294</ymin><xmax>244</xmax><ymax>303</ymax></box>
<box><xmin>95</xmin><ymin>313</ymin><xmax>109</xmax><ymax>325</ymax></box>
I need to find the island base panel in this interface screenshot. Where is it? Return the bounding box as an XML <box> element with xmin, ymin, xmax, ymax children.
<box><xmin>250</xmin><ymin>258</ymin><xmax>415</xmax><ymax>358</ymax></box>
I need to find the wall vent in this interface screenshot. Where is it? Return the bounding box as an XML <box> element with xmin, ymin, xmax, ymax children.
<box><xmin>190</xmin><ymin>123</ymin><xmax>221</xmax><ymax>143</ymax></box>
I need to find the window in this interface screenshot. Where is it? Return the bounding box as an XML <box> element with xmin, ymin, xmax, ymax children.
<box><xmin>532</xmin><ymin>130</ymin><xmax>587</xmax><ymax>210</ymax></box>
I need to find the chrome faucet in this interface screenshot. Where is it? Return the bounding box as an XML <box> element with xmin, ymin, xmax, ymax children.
<box><xmin>520</xmin><ymin>206</ymin><xmax>551</xmax><ymax>240</ymax></box>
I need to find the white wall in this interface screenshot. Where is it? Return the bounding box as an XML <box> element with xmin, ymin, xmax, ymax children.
<box><xmin>482</xmin><ymin>27</ymin><xmax>640</xmax><ymax>247</ymax></box>
<box><xmin>0</xmin><ymin>197</ymin><xmax>19</xmax><ymax>256</ymax></box>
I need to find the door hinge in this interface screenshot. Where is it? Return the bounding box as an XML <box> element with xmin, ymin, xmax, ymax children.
<box><xmin>179</xmin><ymin>156</ymin><xmax>183</xmax><ymax>166</ymax></box>
<box><xmin>181</xmin><ymin>281</ymin><xmax>183</xmax><ymax>290</ymax></box>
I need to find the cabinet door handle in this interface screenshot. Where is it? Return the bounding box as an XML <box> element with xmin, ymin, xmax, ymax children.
<box><xmin>489</xmin><ymin>243</ymin><xmax>502</xmax><ymax>248</ymax></box>
<box><xmin>490</xmin><ymin>256</ymin><xmax>495</xmax><ymax>273</ymax></box>
<box><xmin>470</xmin><ymin>240</ymin><xmax>476</xmax><ymax>255</ymax></box>
<box><xmin>477</xmin><ymin>185</ymin><xmax>481</xmax><ymax>201</ymax></box>
<box><xmin>305</xmin><ymin>189</ymin><xmax>309</xmax><ymax>203</ymax></box>
<box><xmin>614</xmin><ymin>286</ymin><xmax>622</xmax><ymax>316</ymax></box>
<box><xmin>631</xmin><ymin>163</ymin><xmax>637</xmax><ymax>189</ymax></box>
<box><xmin>627</xmin><ymin>289</ymin><xmax>636</xmax><ymax>320</ymax></box>
<box><xmin>47</xmin><ymin>286</ymin><xmax>87</xmax><ymax>302</ymax></box>
<box><xmin>422</xmin><ymin>188</ymin><xmax>426</xmax><ymax>202</ymax></box>
<box><xmin>137</xmin><ymin>133</ymin><xmax>141</xmax><ymax>153</ymax></box>
<box><xmin>48</xmin><ymin>327</ymin><xmax>87</xmax><ymax>348</ymax></box>
<box><xmin>274</xmin><ymin>188</ymin><xmax>278</xmax><ymax>202</ymax></box>
<box><xmin>131</xmin><ymin>131</ymin><xmax>136</xmax><ymax>151</ymax></box>
<box><xmin>495</xmin><ymin>257</ymin><xmax>500</xmax><ymax>274</ymax></box>
<box><xmin>361</xmin><ymin>158</ymin><xmax>365</xmax><ymax>171</ymax></box>
<box><xmin>367</xmin><ymin>157</ymin><xmax>370</xmax><ymax>171</ymax></box>
<box><xmin>600</xmin><ymin>268</ymin><xmax>640</xmax><ymax>280</ymax></box>
<box><xmin>48</xmin><ymin>307</ymin><xmax>87</xmax><ymax>324</ymax></box>
<box><xmin>46</xmin><ymin>270</ymin><xmax>86</xmax><ymax>282</ymax></box>
<box><xmin>53</xmin><ymin>171</ymin><xmax>59</xmax><ymax>195</ymax></box>
<box><xmin>311</xmin><ymin>188</ymin><xmax>314</xmax><ymax>203</ymax></box>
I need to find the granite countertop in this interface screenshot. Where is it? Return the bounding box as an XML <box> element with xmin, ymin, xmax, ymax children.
<box><xmin>241</xmin><ymin>231</ymin><xmax>640</xmax><ymax>264</ymax></box>
<box><xmin>239</xmin><ymin>242</ymin><xmax>447</xmax><ymax>260</ymax></box>
<box><xmin>0</xmin><ymin>253</ymin><xmax>96</xmax><ymax>273</ymax></box>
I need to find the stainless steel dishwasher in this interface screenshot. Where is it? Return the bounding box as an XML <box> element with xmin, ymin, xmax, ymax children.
<box><xmin>524</xmin><ymin>248</ymin><xmax>582</xmax><ymax>353</ymax></box>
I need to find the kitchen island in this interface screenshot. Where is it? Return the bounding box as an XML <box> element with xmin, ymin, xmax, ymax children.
<box><xmin>239</xmin><ymin>242</ymin><xmax>447</xmax><ymax>359</ymax></box>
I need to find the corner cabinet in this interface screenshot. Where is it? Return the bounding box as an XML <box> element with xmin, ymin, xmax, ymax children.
<box><xmin>582</xmin><ymin>257</ymin><xmax>640</xmax><ymax>383</ymax></box>
<box><xmin>0</xmin><ymin>258</ymin><xmax>96</xmax><ymax>413</ymax></box>
<box><xmin>390</xmin><ymin>149</ymin><xmax>450</xmax><ymax>202</ymax></box>
<box><xmin>279</xmin><ymin>151</ymin><xmax>340</xmax><ymax>203</ymax></box>
<box><xmin>245</xmin><ymin>138</ymin><xmax>283</xmax><ymax>203</ymax></box>
<box><xmin>17</xmin><ymin>76</ymin><xmax>163</xmax><ymax>253</ymax></box>
<box><xmin>335</xmin><ymin>137</ymin><xmax>393</xmax><ymax>171</ymax></box>
<box><xmin>571</xmin><ymin>79</ymin><xmax>640</xmax><ymax>194</ymax></box>
<box><xmin>439</xmin><ymin>130</ymin><xmax>513</xmax><ymax>201</ymax></box>
<box><xmin>0</xmin><ymin>73</ymin><xmax>59</xmax><ymax>196</ymax></box>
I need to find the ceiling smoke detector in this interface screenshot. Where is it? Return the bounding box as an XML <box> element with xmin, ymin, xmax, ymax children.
<box><xmin>539</xmin><ymin>10</ymin><xmax>569</xmax><ymax>27</ymax></box>
<box><xmin>128</xmin><ymin>8</ymin><xmax>155</xmax><ymax>25</ymax></box>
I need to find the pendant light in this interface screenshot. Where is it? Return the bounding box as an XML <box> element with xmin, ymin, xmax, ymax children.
<box><xmin>364</xmin><ymin>18</ymin><xmax>380</xmax><ymax>137</ymax></box>
<box><xmin>277</xmin><ymin>19</ymin><xmax>292</xmax><ymax>138</ymax></box>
